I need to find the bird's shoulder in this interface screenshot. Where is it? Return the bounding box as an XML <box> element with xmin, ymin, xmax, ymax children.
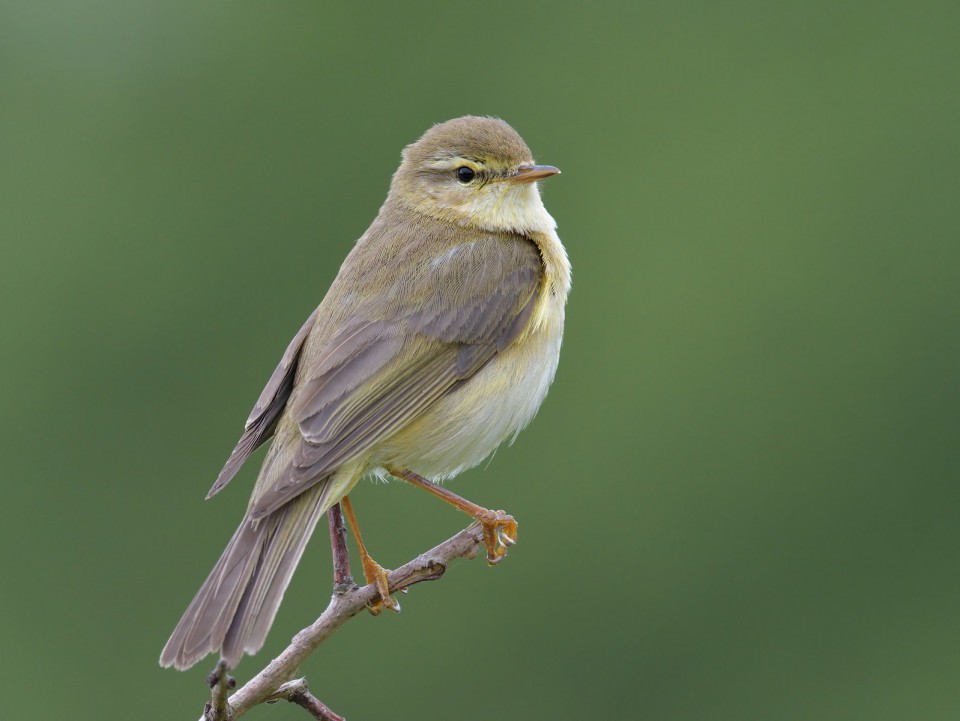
<box><xmin>314</xmin><ymin>210</ymin><xmax>543</xmax><ymax>328</ymax></box>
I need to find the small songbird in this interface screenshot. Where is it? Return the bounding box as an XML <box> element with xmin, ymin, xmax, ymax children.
<box><xmin>160</xmin><ymin>116</ymin><xmax>570</xmax><ymax>671</ymax></box>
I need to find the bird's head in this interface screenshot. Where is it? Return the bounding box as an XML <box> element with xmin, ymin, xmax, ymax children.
<box><xmin>389</xmin><ymin>116</ymin><xmax>559</xmax><ymax>235</ymax></box>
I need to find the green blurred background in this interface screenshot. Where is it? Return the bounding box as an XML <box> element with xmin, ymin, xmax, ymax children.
<box><xmin>3</xmin><ymin>1</ymin><xmax>959</xmax><ymax>719</ymax></box>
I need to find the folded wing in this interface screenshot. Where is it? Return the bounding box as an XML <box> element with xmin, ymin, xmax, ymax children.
<box><xmin>247</xmin><ymin>236</ymin><xmax>544</xmax><ymax>519</ymax></box>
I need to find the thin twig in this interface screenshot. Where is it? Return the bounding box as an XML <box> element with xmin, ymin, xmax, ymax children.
<box><xmin>204</xmin><ymin>660</ymin><xmax>234</xmax><ymax>721</ymax></box>
<box><xmin>267</xmin><ymin>679</ymin><xmax>345</xmax><ymax>721</ymax></box>
<box><xmin>326</xmin><ymin>503</ymin><xmax>355</xmax><ymax>594</ymax></box>
<box><xmin>198</xmin><ymin>522</ymin><xmax>485</xmax><ymax>721</ymax></box>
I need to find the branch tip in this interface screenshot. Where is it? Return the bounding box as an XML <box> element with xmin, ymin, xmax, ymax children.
<box><xmin>204</xmin><ymin>660</ymin><xmax>234</xmax><ymax>721</ymax></box>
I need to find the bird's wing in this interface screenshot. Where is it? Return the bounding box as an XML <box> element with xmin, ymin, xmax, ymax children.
<box><xmin>206</xmin><ymin>307</ymin><xmax>319</xmax><ymax>499</ymax></box>
<box><xmin>247</xmin><ymin>236</ymin><xmax>543</xmax><ymax>519</ymax></box>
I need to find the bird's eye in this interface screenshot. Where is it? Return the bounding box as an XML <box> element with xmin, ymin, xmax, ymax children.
<box><xmin>456</xmin><ymin>166</ymin><xmax>476</xmax><ymax>184</ymax></box>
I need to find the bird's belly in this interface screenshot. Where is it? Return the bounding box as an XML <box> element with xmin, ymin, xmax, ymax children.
<box><xmin>374</xmin><ymin>315</ymin><xmax>564</xmax><ymax>481</ymax></box>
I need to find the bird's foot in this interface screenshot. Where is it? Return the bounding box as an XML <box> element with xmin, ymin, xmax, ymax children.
<box><xmin>383</xmin><ymin>467</ymin><xmax>520</xmax><ymax>565</ymax></box>
<box><xmin>477</xmin><ymin>510</ymin><xmax>518</xmax><ymax>565</ymax></box>
<box><xmin>361</xmin><ymin>557</ymin><xmax>400</xmax><ymax>616</ymax></box>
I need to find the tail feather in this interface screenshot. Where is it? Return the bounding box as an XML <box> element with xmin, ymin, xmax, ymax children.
<box><xmin>159</xmin><ymin>482</ymin><xmax>330</xmax><ymax>670</ymax></box>
<box><xmin>221</xmin><ymin>482</ymin><xmax>332</xmax><ymax>664</ymax></box>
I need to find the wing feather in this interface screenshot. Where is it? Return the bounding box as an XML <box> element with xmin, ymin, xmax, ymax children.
<box><xmin>206</xmin><ymin>307</ymin><xmax>319</xmax><ymax>499</ymax></box>
<box><xmin>244</xmin><ymin>234</ymin><xmax>544</xmax><ymax>520</ymax></box>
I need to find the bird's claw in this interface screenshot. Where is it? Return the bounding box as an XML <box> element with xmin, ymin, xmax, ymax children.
<box><xmin>362</xmin><ymin>560</ymin><xmax>401</xmax><ymax>616</ymax></box>
<box><xmin>479</xmin><ymin>510</ymin><xmax>519</xmax><ymax>565</ymax></box>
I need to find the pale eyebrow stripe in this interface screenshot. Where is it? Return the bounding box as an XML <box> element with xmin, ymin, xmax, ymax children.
<box><xmin>423</xmin><ymin>155</ymin><xmax>484</xmax><ymax>171</ymax></box>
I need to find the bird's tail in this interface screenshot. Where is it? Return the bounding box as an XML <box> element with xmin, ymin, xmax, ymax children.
<box><xmin>159</xmin><ymin>482</ymin><xmax>329</xmax><ymax>670</ymax></box>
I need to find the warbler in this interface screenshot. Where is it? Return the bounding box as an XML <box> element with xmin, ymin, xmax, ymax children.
<box><xmin>160</xmin><ymin>116</ymin><xmax>570</xmax><ymax>670</ymax></box>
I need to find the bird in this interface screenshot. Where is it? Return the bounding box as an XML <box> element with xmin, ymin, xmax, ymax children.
<box><xmin>160</xmin><ymin>115</ymin><xmax>570</xmax><ymax>671</ymax></box>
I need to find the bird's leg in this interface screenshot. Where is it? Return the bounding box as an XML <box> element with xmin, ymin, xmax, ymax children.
<box><xmin>340</xmin><ymin>495</ymin><xmax>400</xmax><ymax>615</ymax></box>
<box><xmin>385</xmin><ymin>466</ymin><xmax>518</xmax><ymax>565</ymax></box>
<box><xmin>326</xmin><ymin>503</ymin><xmax>356</xmax><ymax>595</ymax></box>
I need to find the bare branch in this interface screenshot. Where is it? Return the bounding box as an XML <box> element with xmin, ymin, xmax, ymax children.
<box><xmin>197</xmin><ymin>521</ymin><xmax>484</xmax><ymax>720</ymax></box>
<box><xmin>267</xmin><ymin>679</ymin><xmax>345</xmax><ymax>721</ymax></box>
<box><xmin>326</xmin><ymin>503</ymin><xmax>355</xmax><ymax>594</ymax></box>
<box><xmin>204</xmin><ymin>661</ymin><xmax>235</xmax><ymax>721</ymax></box>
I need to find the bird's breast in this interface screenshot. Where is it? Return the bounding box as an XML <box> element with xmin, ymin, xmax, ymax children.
<box><xmin>376</xmin><ymin>306</ymin><xmax>565</xmax><ymax>481</ymax></box>
<box><xmin>372</xmin><ymin>226</ymin><xmax>570</xmax><ymax>481</ymax></box>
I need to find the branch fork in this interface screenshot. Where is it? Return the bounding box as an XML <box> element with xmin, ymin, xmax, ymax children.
<box><xmin>198</xmin><ymin>520</ymin><xmax>486</xmax><ymax>721</ymax></box>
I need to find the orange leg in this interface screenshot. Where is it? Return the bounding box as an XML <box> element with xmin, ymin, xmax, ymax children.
<box><xmin>385</xmin><ymin>466</ymin><xmax>518</xmax><ymax>565</ymax></box>
<box><xmin>340</xmin><ymin>495</ymin><xmax>400</xmax><ymax>615</ymax></box>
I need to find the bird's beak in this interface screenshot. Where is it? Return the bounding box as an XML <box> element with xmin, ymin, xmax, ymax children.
<box><xmin>503</xmin><ymin>164</ymin><xmax>561</xmax><ymax>184</ymax></box>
